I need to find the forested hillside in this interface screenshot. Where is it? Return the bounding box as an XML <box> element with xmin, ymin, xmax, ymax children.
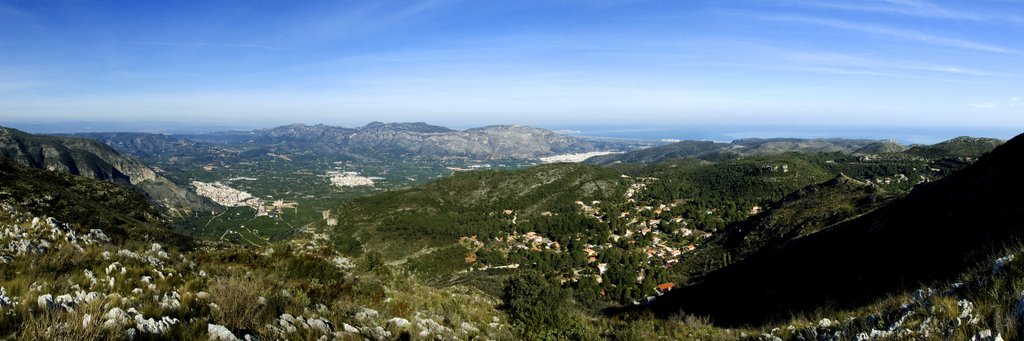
<box><xmin>650</xmin><ymin>132</ymin><xmax>1024</xmax><ymax>331</ymax></box>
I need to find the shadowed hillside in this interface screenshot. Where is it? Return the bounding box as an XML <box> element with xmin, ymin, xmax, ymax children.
<box><xmin>648</xmin><ymin>131</ymin><xmax>1024</xmax><ymax>326</ymax></box>
<box><xmin>678</xmin><ymin>174</ymin><xmax>898</xmax><ymax>279</ymax></box>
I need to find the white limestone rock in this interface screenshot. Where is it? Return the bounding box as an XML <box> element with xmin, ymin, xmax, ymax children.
<box><xmin>36</xmin><ymin>294</ymin><xmax>54</xmax><ymax>310</ymax></box>
<box><xmin>363</xmin><ymin>326</ymin><xmax>391</xmax><ymax>340</ymax></box>
<box><xmin>817</xmin><ymin>318</ymin><xmax>832</xmax><ymax>328</ymax></box>
<box><xmin>460</xmin><ymin>322</ymin><xmax>479</xmax><ymax>334</ymax></box>
<box><xmin>307</xmin><ymin>317</ymin><xmax>332</xmax><ymax>333</ymax></box>
<box><xmin>104</xmin><ymin>307</ymin><xmax>129</xmax><ymax>328</ymax></box>
<box><xmin>994</xmin><ymin>255</ymin><xmax>1015</xmax><ymax>275</ymax></box>
<box><xmin>387</xmin><ymin>317</ymin><xmax>411</xmax><ymax>329</ymax></box>
<box><xmin>355</xmin><ymin>307</ymin><xmax>379</xmax><ymax>322</ymax></box>
<box><xmin>0</xmin><ymin>287</ymin><xmax>15</xmax><ymax>309</ymax></box>
<box><xmin>208</xmin><ymin>323</ymin><xmax>240</xmax><ymax>341</ymax></box>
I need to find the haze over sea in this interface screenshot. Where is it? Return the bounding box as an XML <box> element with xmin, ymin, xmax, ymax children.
<box><xmin>542</xmin><ymin>124</ymin><xmax>1019</xmax><ymax>145</ymax></box>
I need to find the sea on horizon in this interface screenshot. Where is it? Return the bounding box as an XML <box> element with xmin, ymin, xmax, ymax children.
<box><xmin>554</xmin><ymin>125</ymin><xmax>1022</xmax><ymax>145</ymax></box>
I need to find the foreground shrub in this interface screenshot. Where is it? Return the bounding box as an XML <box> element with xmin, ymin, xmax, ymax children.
<box><xmin>209</xmin><ymin>275</ymin><xmax>272</xmax><ymax>335</ymax></box>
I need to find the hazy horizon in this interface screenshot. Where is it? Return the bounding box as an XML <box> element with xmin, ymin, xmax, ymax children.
<box><xmin>2</xmin><ymin>119</ymin><xmax>1018</xmax><ymax>145</ymax></box>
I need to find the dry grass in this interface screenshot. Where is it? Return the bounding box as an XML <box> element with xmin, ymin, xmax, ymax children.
<box><xmin>208</xmin><ymin>274</ymin><xmax>272</xmax><ymax>334</ymax></box>
<box><xmin>16</xmin><ymin>301</ymin><xmax>115</xmax><ymax>341</ymax></box>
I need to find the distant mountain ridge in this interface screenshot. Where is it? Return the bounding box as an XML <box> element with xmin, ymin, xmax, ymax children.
<box><xmin>584</xmin><ymin>140</ymin><xmax>730</xmax><ymax>164</ymax></box>
<box><xmin>68</xmin><ymin>132</ymin><xmax>207</xmax><ymax>159</ymax></box>
<box><xmin>732</xmin><ymin>137</ymin><xmax>880</xmax><ymax>154</ymax></box>
<box><xmin>587</xmin><ymin>136</ymin><xmax>1002</xmax><ymax>165</ymax></box>
<box><xmin>178</xmin><ymin>122</ymin><xmax>644</xmax><ymax>159</ymax></box>
<box><xmin>854</xmin><ymin>140</ymin><xmax>907</xmax><ymax>154</ymax></box>
<box><xmin>904</xmin><ymin>136</ymin><xmax>1003</xmax><ymax>158</ymax></box>
<box><xmin>69</xmin><ymin>123</ymin><xmax>1004</xmax><ymax>164</ymax></box>
<box><xmin>0</xmin><ymin>126</ymin><xmax>216</xmax><ymax>213</ymax></box>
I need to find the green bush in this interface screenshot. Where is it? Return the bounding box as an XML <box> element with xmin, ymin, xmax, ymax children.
<box><xmin>502</xmin><ymin>270</ymin><xmax>598</xmax><ymax>340</ymax></box>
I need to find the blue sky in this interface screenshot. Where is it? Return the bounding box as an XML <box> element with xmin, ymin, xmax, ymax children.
<box><xmin>0</xmin><ymin>0</ymin><xmax>1022</xmax><ymax>133</ymax></box>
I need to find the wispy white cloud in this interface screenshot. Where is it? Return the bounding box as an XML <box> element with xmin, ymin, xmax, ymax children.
<box><xmin>972</xmin><ymin>97</ymin><xmax>1024</xmax><ymax>109</ymax></box>
<box><xmin>780</xmin><ymin>66</ymin><xmax>900</xmax><ymax>77</ymax></box>
<box><xmin>295</xmin><ymin>0</ymin><xmax>461</xmax><ymax>41</ymax></box>
<box><xmin>882</xmin><ymin>0</ymin><xmax>970</xmax><ymax>18</ymax></box>
<box><xmin>0</xmin><ymin>81</ymin><xmax>38</xmax><ymax>93</ymax></box>
<box><xmin>0</xmin><ymin>3</ymin><xmax>33</xmax><ymax>19</ymax></box>
<box><xmin>388</xmin><ymin>0</ymin><xmax>460</xmax><ymax>22</ymax></box>
<box><xmin>759</xmin><ymin>15</ymin><xmax>1020</xmax><ymax>54</ymax></box>
<box><xmin>786</xmin><ymin>0</ymin><xmax>1023</xmax><ymax>23</ymax></box>
<box><xmin>703</xmin><ymin>41</ymin><xmax>1010</xmax><ymax>80</ymax></box>
<box><xmin>134</xmin><ymin>42</ymin><xmax>291</xmax><ymax>51</ymax></box>
<box><xmin>0</xmin><ymin>70</ymin><xmax>40</xmax><ymax>93</ymax></box>
<box><xmin>780</xmin><ymin>50</ymin><xmax>1009</xmax><ymax>77</ymax></box>
<box><xmin>825</xmin><ymin>0</ymin><xmax>977</xmax><ymax>20</ymax></box>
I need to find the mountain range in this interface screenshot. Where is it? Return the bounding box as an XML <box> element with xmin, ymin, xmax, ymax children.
<box><xmin>176</xmin><ymin>122</ymin><xmax>645</xmax><ymax>160</ymax></box>
<box><xmin>64</xmin><ymin>122</ymin><xmax>1005</xmax><ymax>166</ymax></box>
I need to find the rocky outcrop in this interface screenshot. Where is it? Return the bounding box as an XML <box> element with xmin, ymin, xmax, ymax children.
<box><xmin>1</xmin><ymin>128</ymin><xmax>133</xmax><ymax>184</ymax></box>
<box><xmin>0</xmin><ymin>127</ymin><xmax>216</xmax><ymax>213</ymax></box>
